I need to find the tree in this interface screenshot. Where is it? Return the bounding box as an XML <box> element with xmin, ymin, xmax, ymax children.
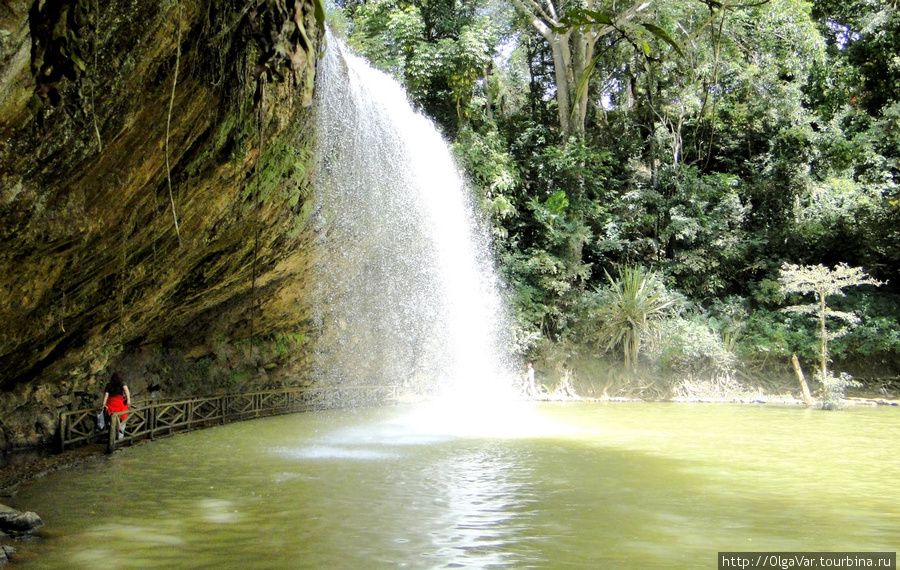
<box><xmin>343</xmin><ymin>0</ymin><xmax>503</xmax><ymax>134</ymax></box>
<box><xmin>336</xmin><ymin>0</ymin><xmax>900</xmax><ymax>386</ymax></box>
<box><xmin>779</xmin><ymin>262</ymin><xmax>884</xmax><ymax>407</ymax></box>
<box><xmin>508</xmin><ymin>0</ymin><xmax>675</xmax><ymax>139</ymax></box>
<box><xmin>804</xmin><ymin>0</ymin><xmax>900</xmax><ymax>286</ymax></box>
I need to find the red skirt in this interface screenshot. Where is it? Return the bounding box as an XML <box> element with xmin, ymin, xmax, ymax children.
<box><xmin>106</xmin><ymin>395</ymin><xmax>129</xmax><ymax>422</ymax></box>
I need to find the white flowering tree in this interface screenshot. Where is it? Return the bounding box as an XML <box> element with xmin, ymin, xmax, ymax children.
<box><xmin>778</xmin><ymin>263</ymin><xmax>883</xmax><ymax>408</ymax></box>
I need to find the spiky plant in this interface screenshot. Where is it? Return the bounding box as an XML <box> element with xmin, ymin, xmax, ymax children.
<box><xmin>593</xmin><ymin>266</ymin><xmax>677</xmax><ymax>369</ymax></box>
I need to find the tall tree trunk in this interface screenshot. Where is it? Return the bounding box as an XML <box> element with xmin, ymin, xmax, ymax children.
<box><xmin>549</xmin><ymin>30</ymin><xmax>573</xmax><ymax>137</ymax></box>
<box><xmin>819</xmin><ymin>292</ymin><xmax>828</xmax><ymax>378</ymax></box>
<box><xmin>483</xmin><ymin>63</ymin><xmax>494</xmax><ymax>121</ymax></box>
<box><xmin>511</xmin><ymin>0</ymin><xmax>652</xmax><ymax>140</ymax></box>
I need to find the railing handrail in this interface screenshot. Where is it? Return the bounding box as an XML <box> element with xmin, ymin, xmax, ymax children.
<box><xmin>59</xmin><ymin>385</ymin><xmax>399</xmax><ymax>453</ymax></box>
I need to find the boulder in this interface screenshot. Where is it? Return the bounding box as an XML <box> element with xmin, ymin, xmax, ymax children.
<box><xmin>0</xmin><ymin>504</ymin><xmax>42</xmax><ymax>536</ymax></box>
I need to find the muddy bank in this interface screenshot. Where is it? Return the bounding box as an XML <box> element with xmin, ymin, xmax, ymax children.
<box><xmin>0</xmin><ymin>445</ymin><xmax>110</xmax><ymax>496</ymax></box>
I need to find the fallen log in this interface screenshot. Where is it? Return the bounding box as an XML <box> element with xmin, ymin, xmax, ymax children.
<box><xmin>791</xmin><ymin>354</ymin><xmax>814</xmax><ymax>406</ymax></box>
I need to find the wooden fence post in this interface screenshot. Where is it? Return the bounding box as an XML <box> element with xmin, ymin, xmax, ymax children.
<box><xmin>58</xmin><ymin>413</ymin><xmax>67</xmax><ymax>452</ymax></box>
<box><xmin>107</xmin><ymin>414</ymin><xmax>117</xmax><ymax>453</ymax></box>
<box><xmin>149</xmin><ymin>403</ymin><xmax>156</xmax><ymax>440</ymax></box>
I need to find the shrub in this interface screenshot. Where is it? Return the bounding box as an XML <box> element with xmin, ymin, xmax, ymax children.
<box><xmin>652</xmin><ymin>317</ymin><xmax>736</xmax><ymax>377</ymax></box>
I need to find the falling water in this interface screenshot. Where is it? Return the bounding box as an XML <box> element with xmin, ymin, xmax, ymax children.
<box><xmin>312</xmin><ymin>34</ymin><xmax>513</xmax><ymax>401</ymax></box>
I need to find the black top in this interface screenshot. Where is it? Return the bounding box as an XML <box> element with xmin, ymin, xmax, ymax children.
<box><xmin>104</xmin><ymin>382</ymin><xmax>126</xmax><ymax>397</ymax></box>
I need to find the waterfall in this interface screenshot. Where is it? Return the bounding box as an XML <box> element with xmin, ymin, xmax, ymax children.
<box><xmin>312</xmin><ymin>34</ymin><xmax>513</xmax><ymax>400</ymax></box>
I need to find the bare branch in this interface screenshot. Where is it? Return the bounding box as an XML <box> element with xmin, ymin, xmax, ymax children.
<box><xmin>540</xmin><ymin>0</ymin><xmax>559</xmax><ymax>22</ymax></box>
<box><xmin>511</xmin><ymin>0</ymin><xmax>557</xmax><ymax>28</ymax></box>
<box><xmin>588</xmin><ymin>0</ymin><xmax>656</xmax><ymax>42</ymax></box>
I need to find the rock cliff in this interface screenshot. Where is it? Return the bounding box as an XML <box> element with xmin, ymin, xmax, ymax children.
<box><xmin>0</xmin><ymin>0</ymin><xmax>324</xmax><ymax>450</ymax></box>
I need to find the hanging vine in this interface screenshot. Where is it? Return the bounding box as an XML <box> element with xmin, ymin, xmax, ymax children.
<box><xmin>165</xmin><ymin>1</ymin><xmax>184</xmax><ymax>247</ymax></box>
<box><xmin>249</xmin><ymin>82</ymin><xmax>265</xmax><ymax>345</ymax></box>
<box><xmin>247</xmin><ymin>0</ymin><xmax>324</xmax><ymax>105</ymax></box>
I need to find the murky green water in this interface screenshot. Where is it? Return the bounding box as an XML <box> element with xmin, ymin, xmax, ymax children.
<box><xmin>8</xmin><ymin>403</ymin><xmax>900</xmax><ymax>568</ymax></box>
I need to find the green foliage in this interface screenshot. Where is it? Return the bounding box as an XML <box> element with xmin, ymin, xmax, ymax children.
<box><xmin>819</xmin><ymin>371</ymin><xmax>862</xmax><ymax>410</ymax></box>
<box><xmin>780</xmin><ymin>263</ymin><xmax>883</xmax><ymax>303</ymax></box>
<box><xmin>336</xmin><ymin>0</ymin><xmax>900</xmax><ymax>381</ymax></box>
<box><xmin>602</xmin><ymin>166</ymin><xmax>753</xmax><ymax>298</ymax></box>
<box><xmin>272</xmin><ymin>332</ymin><xmax>309</xmax><ymax>356</ymax></box>
<box><xmin>651</xmin><ymin>316</ymin><xmax>736</xmax><ymax>378</ymax></box>
<box><xmin>739</xmin><ymin>306</ymin><xmax>817</xmax><ymax>362</ymax></box>
<box><xmin>601</xmin><ymin>10</ymin><xmax>683</xmax><ymax>55</ymax></box>
<box><xmin>500</xmin><ymin>247</ymin><xmax>589</xmax><ymax>343</ymax></box>
<box><xmin>810</xmin><ymin>0</ymin><xmax>900</xmax><ymax>117</ymax></box>
<box><xmin>737</xmin><ymin>289</ymin><xmax>900</xmax><ymax>370</ymax></box>
<box><xmin>226</xmin><ymin>369</ymin><xmax>253</xmax><ymax>390</ymax></box>
<box><xmin>254</xmin><ymin>125</ymin><xmax>313</xmax><ymax>208</ymax></box>
<box><xmin>345</xmin><ymin>0</ymin><xmax>500</xmax><ymax>132</ymax></box>
<box><xmin>826</xmin><ymin>290</ymin><xmax>900</xmax><ymax>358</ymax></box>
<box><xmin>196</xmin><ymin>356</ymin><xmax>213</xmax><ymax>374</ymax></box>
<box><xmin>452</xmin><ymin>126</ymin><xmax>519</xmax><ymax>233</ymax></box>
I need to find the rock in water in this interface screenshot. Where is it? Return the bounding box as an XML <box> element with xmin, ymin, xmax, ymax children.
<box><xmin>0</xmin><ymin>545</ymin><xmax>15</xmax><ymax>565</ymax></box>
<box><xmin>0</xmin><ymin>504</ymin><xmax>42</xmax><ymax>535</ymax></box>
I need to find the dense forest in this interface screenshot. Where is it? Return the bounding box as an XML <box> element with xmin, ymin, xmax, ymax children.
<box><xmin>333</xmin><ymin>0</ymin><xmax>900</xmax><ymax>397</ymax></box>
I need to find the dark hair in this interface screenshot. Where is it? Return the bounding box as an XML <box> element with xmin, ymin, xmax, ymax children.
<box><xmin>111</xmin><ymin>372</ymin><xmax>125</xmax><ymax>387</ymax></box>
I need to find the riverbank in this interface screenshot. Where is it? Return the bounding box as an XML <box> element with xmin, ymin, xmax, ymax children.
<box><xmin>538</xmin><ymin>393</ymin><xmax>900</xmax><ymax>406</ymax></box>
<box><xmin>0</xmin><ymin>444</ymin><xmax>111</xmax><ymax>497</ymax></box>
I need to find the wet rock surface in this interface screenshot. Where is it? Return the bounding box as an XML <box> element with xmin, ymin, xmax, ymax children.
<box><xmin>0</xmin><ymin>0</ymin><xmax>323</xmax><ymax>451</ymax></box>
<box><xmin>0</xmin><ymin>506</ymin><xmax>42</xmax><ymax>536</ymax></box>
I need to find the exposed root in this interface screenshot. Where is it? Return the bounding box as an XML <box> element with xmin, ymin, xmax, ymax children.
<box><xmin>670</xmin><ymin>374</ymin><xmax>804</xmax><ymax>404</ymax></box>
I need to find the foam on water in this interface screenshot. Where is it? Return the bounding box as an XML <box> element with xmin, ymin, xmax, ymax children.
<box><xmin>274</xmin><ymin>402</ymin><xmax>576</xmax><ymax>464</ymax></box>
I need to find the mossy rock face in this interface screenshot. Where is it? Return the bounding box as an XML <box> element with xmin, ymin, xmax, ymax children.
<box><xmin>0</xmin><ymin>0</ymin><xmax>323</xmax><ymax>450</ymax></box>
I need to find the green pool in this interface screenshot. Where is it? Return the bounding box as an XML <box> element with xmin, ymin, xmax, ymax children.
<box><xmin>8</xmin><ymin>402</ymin><xmax>899</xmax><ymax>568</ymax></box>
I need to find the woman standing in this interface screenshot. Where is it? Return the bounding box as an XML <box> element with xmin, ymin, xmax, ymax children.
<box><xmin>102</xmin><ymin>372</ymin><xmax>131</xmax><ymax>440</ymax></box>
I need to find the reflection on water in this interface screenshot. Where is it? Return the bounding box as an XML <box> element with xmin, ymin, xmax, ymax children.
<box><xmin>274</xmin><ymin>446</ymin><xmax>401</xmax><ymax>461</ymax></box>
<box><xmin>7</xmin><ymin>403</ymin><xmax>900</xmax><ymax>568</ymax></box>
<box><xmin>419</xmin><ymin>446</ymin><xmax>537</xmax><ymax>568</ymax></box>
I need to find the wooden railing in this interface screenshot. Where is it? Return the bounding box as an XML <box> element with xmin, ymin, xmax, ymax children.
<box><xmin>58</xmin><ymin>385</ymin><xmax>399</xmax><ymax>453</ymax></box>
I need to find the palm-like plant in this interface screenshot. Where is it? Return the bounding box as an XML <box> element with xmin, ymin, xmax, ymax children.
<box><xmin>593</xmin><ymin>266</ymin><xmax>677</xmax><ymax>369</ymax></box>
